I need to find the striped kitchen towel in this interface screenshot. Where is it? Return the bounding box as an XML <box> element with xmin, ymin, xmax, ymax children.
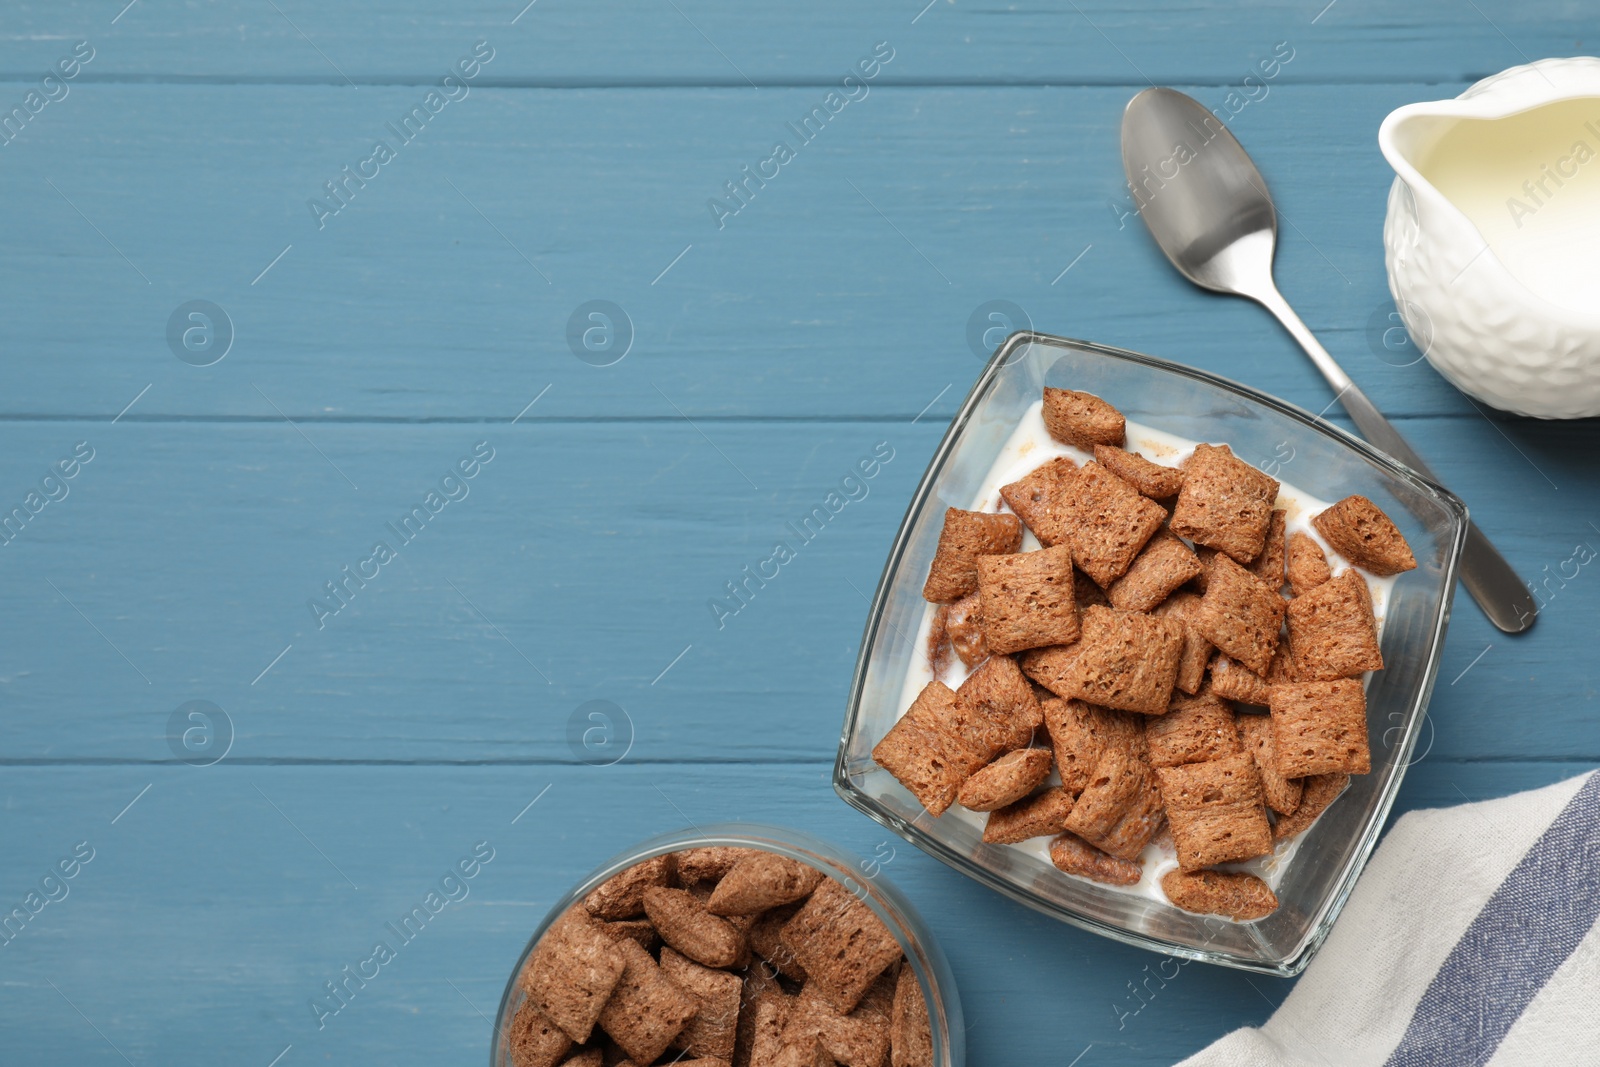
<box><xmin>1178</xmin><ymin>771</ymin><xmax>1600</xmax><ymax>1067</ymax></box>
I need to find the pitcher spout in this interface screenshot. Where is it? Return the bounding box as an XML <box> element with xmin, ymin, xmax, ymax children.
<box><xmin>1378</xmin><ymin>103</ymin><xmax>1474</xmax><ymax>239</ymax></box>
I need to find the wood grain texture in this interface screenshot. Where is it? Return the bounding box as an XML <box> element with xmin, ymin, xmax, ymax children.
<box><xmin>0</xmin><ymin>82</ymin><xmax>1591</xmax><ymax>421</ymax></box>
<box><xmin>2</xmin><ymin>760</ymin><xmax>1591</xmax><ymax>1066</ymax></box>
<box><xmin>2</xmin><ymin>3</ymin><xmax>1594</xmax><ymax>1065</ymax></box>
<box><xmin>0</xmin><ymin>1</ymin><xmax>1587</xmax><ymax>84</ymax></box>
<box><xmin>0</xmin><ymin>417</ymin><xmax>1592</xmax><ymax>762</ymax></box>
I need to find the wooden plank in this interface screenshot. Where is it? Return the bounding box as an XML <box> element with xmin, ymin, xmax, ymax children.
<box><xmin>3</xmin><ymin>6</ymin><xmax>1592</xmax><ymax>1065</ymax></box>
<box><xmin>0</xmin><ymin>1</ymin><xmax>1583</xmax><ymax>85</ymax></box>
<box><xmin>0</xmin><ymin>82</ymin><xmax>1552</xmax><ymax>421</ymax></box>
<box><xmin>1</xmin><ymin>760</ymin><xmax>1590</xmax><ymax>1065</ymax></box>
<box><xmin>0</xmin><ymin>417</ymin><xmax>1592</xmax><ymax>762</ymax></box>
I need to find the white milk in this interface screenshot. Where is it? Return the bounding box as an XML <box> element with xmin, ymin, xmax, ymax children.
<box><xmin>1417</xmin><ymin>96</ymin><xmax>1600</xmax><ymax>314</ymax></box>
<box><xmin>893</xmin><ymin>400</ymin><xmax>1395</xmax><ymax>904</ymax></box>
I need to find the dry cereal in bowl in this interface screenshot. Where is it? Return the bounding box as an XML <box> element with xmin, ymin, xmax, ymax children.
<box><xmin>492</xmin><ymin>825</ymin><xmax>963</xmax><ymax>1067</ymax></box>
<box><xmin>836</xmin><ymin>333</ymin><xmax>1467</xmax><ymax>975</ymax></box>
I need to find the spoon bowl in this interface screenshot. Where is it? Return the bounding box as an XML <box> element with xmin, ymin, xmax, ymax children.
<box><xmin>1120</xmin><ymin>88</ymin><xmax>1277</xmax><ymax>295</ymax></box>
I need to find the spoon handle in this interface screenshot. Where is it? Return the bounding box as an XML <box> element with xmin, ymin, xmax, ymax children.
<box><xmin>1253</xmin><ymin>286</ymin><xmax>1537</xmax><ymax>634</ymax></box>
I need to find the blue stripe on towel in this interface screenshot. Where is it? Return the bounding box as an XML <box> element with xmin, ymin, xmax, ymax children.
<box><xmin>1384</xmin><ymin>773</ymin><xmax>1600</xmax><ymax>1067</ymax></box>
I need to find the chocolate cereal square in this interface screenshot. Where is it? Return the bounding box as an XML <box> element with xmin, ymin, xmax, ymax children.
<box><xmin>1016</xmin><ymin>643</ymin><xmax>1084</xmax><ymax>698</ymax></box>
<box><xmin>745</xmin><ymin>994</ymin><xmax>795</xmax><ymax>1067</ymax></box>
<box><xmin>975</xmin><ymin>544</ymin><xmax>1080</xmax><ymax>654</ymax></box>
<box><xmin>890</xmin><ymin>966</ymin><xmax>934</xmax><ymax>1067</ymax></box>
<box><xmin>597</xmin><ymin>938</ymin><xmax>700</xmax><ymax>1064</ymax></box>
<box><xmin>1152</xmin><ymin>592</ymin><xmax>1214</xmax><ymax>695</ymax></box>
<box><xmin>1236</xmin><ymin>711</ymin><xmax>1303</xmax><ymax>815</ymax></box>
<box><xmin>981</xmin><ymin>787</ymin><xmax>1075</xmax><ymax>844</ymax></box>
<box><xmin>1250</xmin><ymin>508</ymin><xmax>1288</xmax><ymax>588</ymax></box>
<box><xmin>1286</xmin><ymin>570</ymin><xmax>1383</xmax><ymax>680</ymax></box>
<box><xmin>785</xmin><ymin>981</ymin><xmax>894</xmax><ymax>1067</ymax></box>
<box><xmin>1042</xmin><ymin>387</ymin><xmax>1126</xmax><ymax>450</ymax></box>
<box><xmin>522</xmin><ymin>909</ymin><xmax>629</xmax><ymax>1044</ymax></box>
<box><xmin>1287</xmin><ymin>531</ymin><xmax>1334</xmax><ymax>596</ymax></box>
<box><xmin>872</xmin><ymin>682</ymin><xmax>993</xmax><ymax>817</ymax></box>
<box><xmin>707</xmin><ymin>853</ymin><xmax>823</xmax><ymax>916</ymax></box>
<box><xmin>1060</xmin><ymin>604</ymin><xmax>1185</xmax><ymax>715</ymax></box>
<box><xmin>1210</xmin><ymin>644</ymin><xmax>1295</xmax><ymax>706</ymax></box>
<box><xmin>957</xmin><ymin>748</ymin><xmax>1053</xmax><ymax>811</ymax></box>
<box><xmin>923</xmin><ymin>507</ymin><xmax>1023</xmax><ymax>602</ymax></box>
<box><xmin>955</xmin><ymin>654</ymin><xmax>1042</xmax><ymax>755</ymax></box>
<box><xmin>1145</xmin><ymin>689</ymin><xmax>1241</xmax><ymax>768</ymax></box>
<box><xmin>1093</xmin><ymin>443</ymin><xmax>1185</xmax><ymax>499</ymax></box>
<box><xmin>998</xmin><ymin>457</ymin><xmax>1078</xmax><ymax>547</ymax></box>
<box><xmin>1161</xmin><ymin>869</ymin><xmax>1278</xmax><ymax>921</ymax></box>
<box><xmin>1059</xmin><ymin>463</ymin><xmax>1168</xmax><ymax>587</ymax></box>
<box><xmin>780</xmin><ymin>879</ymin><xmax>903</xmax><ymax>1015</ymax></box>
<box><xmin>1269</xmin><ymin>679</ymin><xmax>1371</xmax><ymax>778</ymax></box>
<box><xmin>583</xmin><ymin>854</ymin><xmax>674</xmax><ymax>921</ymax></box>
<box><xmin>1170</xmin><ymin>443</ymin><xmax>1280</xmax><ymax>564</ymax></box>
<box><xmin>1312</xmin><ymin>494</ymin><xmax>1418</xmax><ymax>576</ymax></box>
<box><xmin>943</xmin><ymin>591</ymin><xmax>989</xmax><ymax>668</ymax></box>
<box><xmin>1042</xmin><ymin>696</ymin><xmax>1144</xmax><ymax>795</ymax></box>
<box><xmin>641</xmin><ymin>887</ymin><xmax>745</xmax><ymax>969</ymax></box>
<box><xmin>1061</xmin><ymin>747</ymin><xmax>1165</xmax><ymax>861</ymax></box>
<box><xmin>1155</xmin><ymin>751</ymin><xmax>1274</xmax><ymax>870</ymax></box>
<box><xmin>675</xmin><ymin>846</ymin><xmax>759</xmax><ymax>885</ymax></box>
<box><xmin>1209</xmin><ymin>653</ymin><xmax>1270</xmax><ymax>705</ymax></box>
<box><xmin>660</xmin><ymin>947</ymin><xmax>743</xmax><ymax>1063</ymax></box>
<box><xmin>1273</xmin><ymin>772</ymin><xmax>1350</xmax><ymax>839</ymax></box>
<box><xmin>508</xmin><ymin>1003</ymin><xmax>573</xmax><ymax>1067</ymax></box>
<box><xmin>1049</xmin><ymin>831</ymin><xmax>1143</xmax><ymax>886</ymax></box>
<box><xmin>1194</xmin><ymin>553</ymin><xmax>1286</xmax><ymax>676</ymax></box>
<box><xmin>1106</xmin><ymin>528</ymin><xmax>1204</xmax><ymax>612</ymax></box>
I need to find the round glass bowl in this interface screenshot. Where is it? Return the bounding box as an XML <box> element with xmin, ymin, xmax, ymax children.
<box><xmin>490</xmin><ymin>822</ymin><xmax>965</xmax><ymax>1066</ymax></box>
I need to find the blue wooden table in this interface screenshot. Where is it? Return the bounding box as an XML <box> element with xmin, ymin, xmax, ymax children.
<box><xmin>2</xmin><ymin>3</ymin><xmax>1596</xmax><ymax>1063</ymax></box>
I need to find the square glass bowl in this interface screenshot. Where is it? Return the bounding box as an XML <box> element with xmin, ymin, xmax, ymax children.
<box><xmin>834</xmin><ymin>331</ymin><xmax>1468</xmax><ymax>976</ymax></box>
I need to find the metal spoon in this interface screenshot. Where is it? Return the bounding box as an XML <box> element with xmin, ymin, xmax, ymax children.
<box><xmin>1120</xmin><ymin>87</ymin><xmax>1535</xmax><ymax>634</ymax></box>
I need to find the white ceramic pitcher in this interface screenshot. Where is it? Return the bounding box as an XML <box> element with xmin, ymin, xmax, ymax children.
<box><xmin>1379</xmin><ymin>57</ymin><xmax>1600</xmax><ymax>419</ymax></box>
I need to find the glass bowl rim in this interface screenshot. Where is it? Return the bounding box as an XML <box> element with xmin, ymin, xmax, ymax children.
<box><xmin>833</xmin><ymin>329</ymin><xmax>1469</xmax><ymax>976</ymax></box>
<box><xmin>488</xmin><ymin>821</ymin><xmax>966</xmax><ymax>1065</ymax></box>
